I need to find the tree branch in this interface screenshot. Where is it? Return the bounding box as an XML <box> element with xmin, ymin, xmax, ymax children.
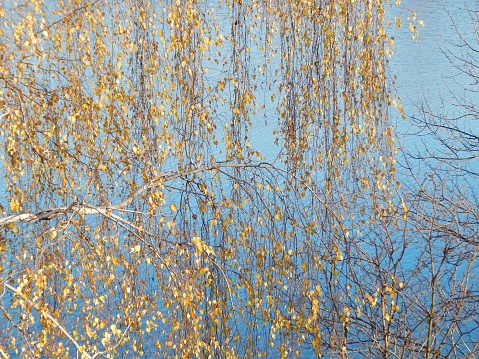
<box><xmin>3</xmin><ymin>282</ymin><xmax>94</xmax><ymax>359</ymax></box>
<box><xmin>0</xmin><ymin>162</ymin><xmax>274</xmax><ymax>226</ymax></box>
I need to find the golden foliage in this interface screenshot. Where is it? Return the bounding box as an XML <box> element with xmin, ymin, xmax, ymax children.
<box><xmin>0</xmin><ymin>0</ymin><xmax>405</xmax><ymax>357</ymax></box>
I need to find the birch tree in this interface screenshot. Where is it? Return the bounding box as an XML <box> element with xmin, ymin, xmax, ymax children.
<box><xmin>0</xmin><ymin>0</ymin><xmax>416</xmax><ymax>358</ymax></box>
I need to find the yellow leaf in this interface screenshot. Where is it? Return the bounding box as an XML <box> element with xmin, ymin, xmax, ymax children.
<box><xmin>204</xmin><ymin>245</ymin><xmax>216</xmax><ymax>256</ymax></box>
<box><xmin>169</xmin><ymin>203</ymin><xmax>177</xmax><ymax>212</ymax></box>
<box><xmin>85</xmin><ymin>324</ymin><xmax>96</xmax><ymax>338</ymax></box>
<box><xmin>110</xmin><ymin>324</ymin><xmax>121</xmax><ymax>335</ymax></box>
<box><xmin>192</xmin><ymin>236</ymin><xmax>216</xmax><ymax>256</ymax></box>
<box><xmin>192</xmin><ymin>236</ymin><xmax>203</xmax><ymax>252</ymax></box>
<box><xmin>9</xmin><ymin>199</ymin><xmax>20</xmax><ymax>212</ymax></box>
<box><xmin>395</xmin><ymin>16</ymin><xmax>401</xmax><ymax>28</ymax></box>
<box><xmin>401</xmin><ymin>199</ymin><xmax>409</xmax><ymax>219</ymax></box>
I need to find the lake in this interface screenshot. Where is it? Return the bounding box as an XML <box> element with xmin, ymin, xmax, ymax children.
<box><xmin>390</xmin><ymin>0</ymin><xmax>479</xmax><ymax>172</ymax></box>
<box><xmin>0</xmin><ymin>2</ymin><xmax>475</xmax><ymax>210</ymax></box>
<box><xmin>1</xmin><ymin>0</ymin><xmax>479</xmax><ymax>357</ymax></box>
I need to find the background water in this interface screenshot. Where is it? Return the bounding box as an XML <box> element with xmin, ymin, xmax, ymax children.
<box><xmin>1</xmin><ymin>1</ymin><xmax>475</xmax><ymax>212</ymax></box>
<box><xmin>390</xmin><ymin>0</ymin><xmax>479</xmax><ymax>161</ymax></box>
<box><xmin>1</xmin><ymin>1</ymin><xmax>478</xmax><ymax>356</ymax></box>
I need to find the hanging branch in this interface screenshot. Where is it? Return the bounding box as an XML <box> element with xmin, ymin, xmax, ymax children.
<box><xmin>3</xmin><ymin>282</ymin><xmax>95</xmax><ymax>359</ymax></box>
<box><xmin>0</xmin><ymin>162</ymin><xmax>274</xmax><ymax>226</ymax></box>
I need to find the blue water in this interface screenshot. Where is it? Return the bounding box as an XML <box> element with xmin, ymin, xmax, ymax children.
<box><xmin>390</xmin><ymin>0</ymin><xmax>479</xmax><ymax>165</ymax></box>
<box><xmin>388</xmin><ymin>3</ymin><xmax>479</xmax><ymax>356</ymax></box>
<box><xmin>1</xmin><ymin>1</ymin><xmax>479</xmax><ymax>357</ymax></box>
<box><xmin>0</xmin><ymin>2</ymin><xmax>474</xmax><ymax>215</ymax></box>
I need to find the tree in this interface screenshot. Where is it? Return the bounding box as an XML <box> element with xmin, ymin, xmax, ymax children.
<box><xmin>1</xmin><ymin>0</ymin><xmax>466</xmax><ymax>358</ymax></box>
<box><xmin>395</xmin><ymin>3</ymin><xmax>479</xmax><ymax>358</ymax></box>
